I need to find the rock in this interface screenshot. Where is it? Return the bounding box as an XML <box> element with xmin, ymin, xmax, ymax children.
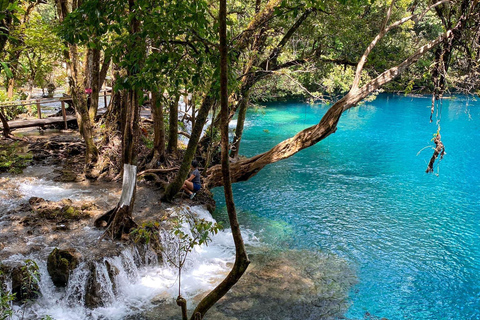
<box><xmin>28</xmin><ymin>197</ymin><xmax>45</xmax><ymax>206</ymax></box>
<box><xmin>47</xmin><ymin>248</ymin><xmax>80</xmax><ymax>287</ymax></box>
<box><xmin>105</xmin><ymin>260</ymin><xmax>119</xmax><ymax>293</ymax></box>
<box><xmin>85</xmin><ymin>263</ymin><xmax>104</xmax><ymax>309</ymax></box>
<box><xmin>11</xmin><ymin>260</ymin><xmax>40</xmax><ymax>302</ymax></box>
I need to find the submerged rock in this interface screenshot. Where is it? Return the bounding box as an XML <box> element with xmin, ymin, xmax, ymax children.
<box><xmin>47</xmin><ymin>248</ymin><xmax>80</xmax><ymax>287</ymax></box>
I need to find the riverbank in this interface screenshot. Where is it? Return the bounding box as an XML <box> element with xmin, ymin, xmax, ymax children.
<box><xmin>0</xmin><ymin>125</ymin><xmax>358</xmax><ymax>319</ymax></box>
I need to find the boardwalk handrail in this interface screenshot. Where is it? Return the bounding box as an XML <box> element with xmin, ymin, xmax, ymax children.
<box><xmin>0</xmin><ymin>90</ymin><xmax>112</xmax><ymax>130</ymax></box>
<box><xmin>0</xmin><ymin>91</ymin><xmax>112</xmax><ymax>108</ymax></box>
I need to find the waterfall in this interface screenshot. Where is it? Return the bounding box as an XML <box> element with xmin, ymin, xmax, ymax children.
<box><xmin>1</xmin><ymin>205</ymin><xmax>259</xmax><ymax>320</ymax></box>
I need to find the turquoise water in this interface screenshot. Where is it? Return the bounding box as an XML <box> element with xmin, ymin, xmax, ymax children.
<box><xmin>212</xmin><ymin>94</ymin><xmax>480</xmax><ymax>320</ymax></box>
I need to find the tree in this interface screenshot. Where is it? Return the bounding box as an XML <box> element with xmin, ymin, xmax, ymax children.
<box><xmin>189</xmin><ymin>0</ymin><xmax>249</xmax><ymax>318</ymax></box>
<box><xmin>205</xmin><ymin>0</ymin><xmax>479</xmax><ymax>188</ymax></box>
<box><xmin>55</xmin><ymin>0</ymin><xmax>99</xmax><ymax>171</ymax></box>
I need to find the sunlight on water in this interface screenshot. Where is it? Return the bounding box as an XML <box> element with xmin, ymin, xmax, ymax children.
<box><xmin>213</xmin><ymin>94</ymin><xmax>480</xmax><ymax>320</ymax></box>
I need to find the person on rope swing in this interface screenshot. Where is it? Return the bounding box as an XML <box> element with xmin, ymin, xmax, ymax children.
<box><xmin>182</xmin><ymin>160</ymin><xmax>202</xmax><ymax>199</ymax></box>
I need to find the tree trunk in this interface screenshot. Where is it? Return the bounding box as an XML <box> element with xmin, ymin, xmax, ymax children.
<box><xmin>205</xmin><ymin>29</ymin><xmax>454</xmax><ymax>188</ymax></box>
<box><xmin>95</xmin><ymin>0</ymin><xmax>141</xmax><ymax>238</ymax></box>
<box><xmin>89</xmin><ymin>47</ymin><xmax>101</xmax><ymax>122</ymax></box>
<box><xmin>148</xmin><ymin>90</ymin><xmax>166</xmax><ymax>167</ymax></box>
<box><xmin>190</xmin><ymin>0</ymin><xmax>249</xmax><ymax>317</ymax></box>
<box><xmin>0</xmin><ymin>109</ymin><xmax>11</xmax><ymax>137</ymax></box>
<box><xmin>162</xmin><ymin>91</ymin><xmax>214</xmax><ymax>202</ymax></box>
<box><xmin>229</xmin><ymin>89</ymin><xmax>250</xmax><ymax>159</ymax></box>
<box><xmin>166</xmin><ymin>93</ymin><xmax>180</xmax><ymax>153</ymax></box>
<box><xmin>56</xmin><ymin>0</ymin><xmax>99</xmax><ymax>173</ymax></box>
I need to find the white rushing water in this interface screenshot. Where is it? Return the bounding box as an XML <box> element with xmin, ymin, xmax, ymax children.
<box><xmin>1</xmin><ymin>171</ymin><xmax>259</xmax><ymax>320</ymax></box>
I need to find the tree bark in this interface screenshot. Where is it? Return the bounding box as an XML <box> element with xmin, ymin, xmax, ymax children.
<box><xmin>190</xmin><ymin>0</ymin><xmax>249</xmax><ymax>317</ymax></box>
<box><xmin>55</xmin><ymin>0</ymin><xmax>99</xmax><ymax>171</ymax></box>
<box><xmin>148</xmin><ymin>90</ymin><xmax>166</xmax><ymax>166</ymax></box>
<box><xmin>0</xmin><ymin>109</ymin><xmax>11</xmax><ymax>137</ymax></box>
<box><xmin>7</xmin><ymin>78</ymin><xmax>14</xmax><ymax>99</ymax></box>
<box><xmin>167</xmin><ymin>93</ymin><xmax>180</xmax><ymax>154</ymax></box>
<box><xmin>229</xmin><ymin>88</ymin><xmax>250</xmax><ymax>159</ymax></box>
<box><xmin>89</xmin><ymin>47</ymin><xmax>101</xmax><ymax>122</ymax></box>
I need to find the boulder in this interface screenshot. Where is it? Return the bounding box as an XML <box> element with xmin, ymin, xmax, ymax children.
<box><xmin>47</xmin><ymin>248</ymin><xmax>80</xmax><ymax>287</ymax></box>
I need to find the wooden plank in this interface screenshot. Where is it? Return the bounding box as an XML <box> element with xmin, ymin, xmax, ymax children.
<box><xmin>0</xmin><ymin>115</ymin><xmax>77</xmax><ymax>130</ymax></box>
<box><xmin>61</xmin><ymin>101</ymin><xmax>67</xmax><ymax>129</ymax></box>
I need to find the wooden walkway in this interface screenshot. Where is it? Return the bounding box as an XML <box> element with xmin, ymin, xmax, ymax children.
<box><xmin>0</xmin><ymin>92</ymin><xmax>111</xmax><ymax>131</ymax></box>
<box><xmin>4</xmin><ymin>115</ymin><xmax>77</xmax><ymax>129</ymax></box>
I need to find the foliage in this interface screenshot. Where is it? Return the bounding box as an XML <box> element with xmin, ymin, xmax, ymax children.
<box><xmin>130</xmin><ymin>221</ymin><xmax>160</xmax><ymax>245</ymax></box>
<box><xmin>0</xmin><ymin>0</ymin><xmax>64</xmax><ymax>95</ymax></box>
<box><xmin>21</xmin><ymin>260</ymin><xmax>40</xmax><ymax>297</ymax></box>
<box><xmin>161</xmin><ymin>215</ymin><xmax>222</xmax><ymax>296</ymax></box>
<box><xmin>0</xmin><ymin>269</ymin><xmax>15</xmax><ymax>320</ymax></box>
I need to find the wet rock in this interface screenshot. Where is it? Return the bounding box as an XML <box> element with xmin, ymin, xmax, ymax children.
<box><xmin>47</xmin><ymin>248</ymin><xmax>80</xmax><ymax>287</ymax></box>
<box><xmin>10</xmin><ymin>260</ymin><xmax>40</xmax><ymax>302</ymax></box>
<box><xmin>85</xmin><ymin>263</ymin><xmax>105</xmax><ymax>309</ymax></box>
<box><xmin>105</xmin><ymin>260</ymin><xmax>119</xmax><ymax>293</ymax></box>
<box><xmin>28</xmin><ymin>197</ymin><xmax>91</xmax><ymax>221</ymax></box>
<box><xmin>29</xmin><ymin>197</ymin><xmax>46</xmax><ymax>206</ymax></box>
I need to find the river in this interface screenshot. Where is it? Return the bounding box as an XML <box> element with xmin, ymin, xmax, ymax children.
<box><xmin>213</xmin><ymin>94</ymin><xmax>480</xmax><ymax>320</ymax></box>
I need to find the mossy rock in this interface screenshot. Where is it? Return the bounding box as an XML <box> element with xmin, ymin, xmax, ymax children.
<box><xmin>29</xmin><ymin>197</ymin><xmax>90</xmax><ymax>221</ymax></box>
<box><xmin>47</xmin><ymin>248</ymin><xmax>80</xmax><ymax>287</ymax></box>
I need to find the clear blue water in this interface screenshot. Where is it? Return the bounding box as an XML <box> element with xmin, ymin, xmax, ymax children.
<box><xmin>212</xmin><ymin>94</ymin><xmax>480</xmax><ymax>320</ymax></box>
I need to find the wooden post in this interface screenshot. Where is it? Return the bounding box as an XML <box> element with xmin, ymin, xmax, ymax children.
<box><xmin>61</xmin><ymin>100</ymin><xmax>67</xmax><ymax>129</ymax></box>
<box><xmin>36</xmin><ymin>100</ymin><xmax>41</xmax><ymax>119</ymax></box>
<box><xmin>104</xmin><ymin>90</ymin><xmax>107</xmax><ymax>109</ymax></box>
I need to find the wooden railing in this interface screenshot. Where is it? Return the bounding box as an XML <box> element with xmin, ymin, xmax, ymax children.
<box><xmin>0</xmin><ymin>91</ymin><xmax>111</xmax><ymax>130</ymax></box>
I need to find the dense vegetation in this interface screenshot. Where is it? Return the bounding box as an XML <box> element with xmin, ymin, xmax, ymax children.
<box><xmin>0</xmin><ymin>0</ymin><xmax>479</xmax><ymax>319</ymax></box>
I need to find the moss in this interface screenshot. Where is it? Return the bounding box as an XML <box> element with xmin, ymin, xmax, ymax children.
<box><xmin>0</xmin><ymin>143</ymin><xmax>32</xmax><ymax>174</ymax></box>
<box><xmin>47</xmin><ymin>248</ymin><xmax>79</xmax><ymax>287</ymax></box>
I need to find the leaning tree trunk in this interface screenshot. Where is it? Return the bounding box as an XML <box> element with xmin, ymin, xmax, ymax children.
<box><xmin>162</xmin><ymin>90</ymin><xmax>214</xmax><ymax>202</ymax></box>
<box><xmin>190</xmin><ymin>0</ymin><xmax>249</xmax><ymax>317</ymax></box>
<box><xmin>229</xmin><ymin>89</ymin><xmax>250</xmax><ymax>159</ymax></box>
<box><xmin>206</xmin><ymin>23</ymin><xmax>455</xmax><ymax>188</ymax></box>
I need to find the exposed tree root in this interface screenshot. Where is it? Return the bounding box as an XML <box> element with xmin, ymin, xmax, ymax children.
<box><xmin>95</xmin><ymin>205</ymin><xmax>137</xmax><ymax>240</ymax></box>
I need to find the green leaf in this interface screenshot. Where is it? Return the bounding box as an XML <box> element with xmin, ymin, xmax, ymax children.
<box><xmin>1</xmin><ymin>61</ymin><xmax>13</xmax><ymax>78</ymax></box>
